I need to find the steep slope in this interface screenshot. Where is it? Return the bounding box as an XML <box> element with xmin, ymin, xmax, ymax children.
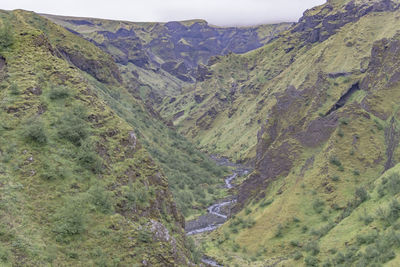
<box><xmin>0</xmin><ymin>10</ymin><xmax>194</xmax><ymax>266</ymax></box>
<box><xmin>161</xmin><ymin>0</ymin><xmax>400</xmax><ymax>162</ymax></box>
<box><xmin>42</xmin><ymin>14</ymin><xmax>292</xmax><ymax>108</ymax></box>
<box><xmin>156</xmin><ymin>0</ymin><xmax>400</xmax><ymax>265</ymax></box>
<box><xmin>26</xmin><ymin>10</ymin><xmax>232</xmax><ymax>219</ymax></box>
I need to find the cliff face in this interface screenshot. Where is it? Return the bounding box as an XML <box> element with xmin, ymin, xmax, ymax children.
<box><xmin>239</xmin><ymin>0</ymin><xmax>400</xmax><ymax>208</ymax></box>
<box><xmin>0</xmin><ymin>10</ymin><xmax>192</xmax><ymax>266</ymax></box>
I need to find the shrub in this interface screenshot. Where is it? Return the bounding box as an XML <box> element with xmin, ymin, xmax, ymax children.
<box><xmin>304</xmin><ymin>255</ymin><xmax>319</xmax><ymax>266</ymax></box>
<box><xmin>331</xmin><ymin>175</ymin><xmax>340</xmax><ymax>182</ymax></box>
<box><xmin>374</xmin><ymin>119</ymin><xmax>383</xmax><ymax>131</ymax></box>
<box><xmin>57</xmin><ymin>105</ymin><xmax>89</xmax><ymax>145</ymax></box>
<box><xmin>53</xmin><ymin>198</ymin><xmax>86</xmax><ymax>240</ymax></box>
<box><xmin>232</xmin><ymin>243</ymin><xmax>240</xmax><ymax>252</ymax></box>
<box><xmin>293</xmin><ymin>251</ymin><xmax>303</xmax><ymax>260</ymax></box>
<box><xmin>41</xmin><ymin>162</ymin><xmax>66</xmax><ymax>180</ymax></box>
<box><xmin>0</xmin><ymin>245</ymin><xmax>9</xmax><ymax>262</ymax></box>
<box><xmin>358</xmin><ymin>208</ymin><xmax>373</xmax><ymax>225</ymax></box>
<box><xmin>338</xmin><ymin>128</ymin><xmax>344</xmax><ymax>137</ymax></box>
<box><xmin>310</xmin><ymin>221</ymin><xmax>336</xmax><ymax>238</ymax></box>
<box><xmin>329</xmin><ymin>156</ymin><xmax>342</xmax><ymax>167</ymax></box>
<box><xmin>313</xmin><ymin>199</ymin><xmax>325</xmax><ymax>214</ymax></box>
<box><xmin>23</xmin><ymin>118</ymin><xmax>47</xmax><ymax>144</ymax></box>
<box><xmin>49</xmin><ymin>85</ymin><xmax>70</xmax><ymax>100</ymax></box>
<box><xmin>356</xmin><ymin>230</ymin><xmax>378</xmax><ymax>245</ymax></box>
<box><xmin>339</xmin><ymin>118</ymin><xmax>349</xmax><ymax>125</ymax></box>
<box><xmin>125</xmin><ymin>181</ymin><xmax>152</xmax><ymax>210</ymax></box>
<box><xmin>89</xmin><ymin>184</ymin><xmax>114</xmax><ymax>214</ymax></box>
<box><xmin>9</xmin><ymin>82</ymin><xmax>19</xmax><ymax>95</ymax></box>
<box><xmin>293</xmin><ymin>217</ymin><xmax>301</xmax><ymax>223</ymax></box>
<box><xmin>355</xmin><ymin>187</ymin><xmax>369</xmax><ymax>203</ymax></box>
<box><xmin>305</xmin><ymin>241</ymin><xmax>320</xmax><ymax>256</ymax></box>
<box><xmin>138</xmin><ymin>230</ymin><xmax>152</xmax><ymax>243</ymax></box>
<box><xmin>186</xmin><ymin>237</ymin><xmax>202</xmax><ymax>263</ymax></box>
<box><xmin>260</xmin><ymin>199</ymin><xmax>273</xmax><ymax>208</ymax></box>
<box><xmin>0</xmin><ymin>23</ymin><xmax>13</xmax><ymax>50</ymax></box>
<box><xmin>328</xmin><ymin>248</ymin><xmax>337</xmax><ymax>254</ymax></box>
<box><xmin>388</xmin><ymin>199</ymin><xmax>400</xmax><ymax>223</ymax></box>
<box><xmin>290</xmin><ymin>240</ymin><xmax>300</xmax><ymax>247</ymax></box>
<box><xmin>379</xmin><ymin>173</ymin><xmax>400</xmax><ymax>196</ymax></box>
<box><xmin>76</xmin><ymin>141</ymin><xmax>102</xmax><ymax>173</ymax></box>
<box><xmin>275</xmin><ymin>224</ymin><xmax>284</xmax><ymax>238</ymax></box>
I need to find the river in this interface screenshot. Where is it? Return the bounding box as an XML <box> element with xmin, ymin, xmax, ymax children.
<box><xmin>185</xmin><ymin>157</ymin><xmax>251</xmax><ymax>266</ymax></box>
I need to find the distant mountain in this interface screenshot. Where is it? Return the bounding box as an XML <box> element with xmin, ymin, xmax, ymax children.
<box><xmin>43</xmin><ymin>14</ymin><xmax>292</xmax><ymax>107</ymax></box>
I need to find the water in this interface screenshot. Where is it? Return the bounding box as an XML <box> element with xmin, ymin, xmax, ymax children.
<box><xmin>224</xmin><ymin>173</ymin><xmax>237</xmax><ymax>189</ymax></box>
<box><xmin>186</xmin><ymin>224</ymin><xmax>223</xmax><ymax>236</ymax></box>
<box><xmin>185</xmin><ymin>156</ymin><xmax>252</xmax><ymax>266</ymax></box>
<box><xmin>201</xmin><ymin>258</ymin><xmax>223</xmax><ymax>267</ymax></box>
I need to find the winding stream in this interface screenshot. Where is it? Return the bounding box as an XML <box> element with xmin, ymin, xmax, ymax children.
<box><xmin>185</xmin><ymin>157</ymin><xmax>251</xmax><ymax>266</ymax></box>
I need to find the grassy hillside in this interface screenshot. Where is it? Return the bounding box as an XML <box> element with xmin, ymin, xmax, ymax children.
<box><xmin>2</xmin><ymin>0</ymin><xmax>400</xmax><ymax>266</ymax></box>
<box><xmin>22</xmin><ymin>10</ymin><xmax>232</xmax><ymax>219</ymax></box>
<box><xmin>0</xmin><ymin>10</ymin><xmax>196</xmax><ymax>266</ymax></box>
<box><xmin>204</xmin><ymin>164</ymin><xmax>400</xmax><ymax>266</ymax></box>
<box><xmin>161</xmin><ymin>0</ymin><xmax>400</xmax><ymax>162</ymax></box>
<box><xmin>157</xmin><ymin>0</ymin><xmax>400</xmax><ymax>265</ymax></box>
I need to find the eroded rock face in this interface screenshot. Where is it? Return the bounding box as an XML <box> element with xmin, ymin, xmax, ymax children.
<box><xmin>0</xmin><ymin>55</ymin><xmax>6</xmax><ymax>81</ymax></box>
<box><xmin>47</xmin><ymin>16</ymin><xmax>291</xmax><ymax>83</ymax></box>
<box><xmin>238</xmin><ymin>31</ymin><xmax>400</xmax><ymax>209</ymax></box>
<box><xmin>58</xmin><ymin>45</ymin><xmax>122</xmax><ymax>84</ymax></box>
<box><xmin>292</xmin><ymin>0</ymin><xmax>399</xmax><ymax>44</ymax></box>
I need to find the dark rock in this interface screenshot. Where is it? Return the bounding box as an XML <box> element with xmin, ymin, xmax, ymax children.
<box><xmin>194</xmin><ymin>94</ymin><xmax>204</xmax><ymax>104</ymax></box>
<box><xmin>173</xmin><ymin>110</ymin><xmax>185</xmax><ymax>120</ymax></box>
<box><xmin>327</xmin><ymin>72</ymin><xmax>352</xmax><ymax>79</ymax></box>
<box><xmin>325</xmin><ymin>82</ymin><xmax>360</xmax><ymax>116</ymax></box>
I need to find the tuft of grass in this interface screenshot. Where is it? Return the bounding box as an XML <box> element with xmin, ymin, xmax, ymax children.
<box><xmin>48</xmin><ymin>85</ymin><xmax>70</xmax><ymax>100</ymax></box>
<box><xmin>0</xmin><ymin>22</ymin><xmax>13</xmax><ymax>50</ymax></box>
<box><xmin>22</xmin><ymin>118</ymin><xmax>47</xmax><ymax>145</ymax></box>
<box><xmin>329</xmin><ymin>156</ymin><xmax>342</xmax><ymax>167</ymax></box>
<box><xmin>53</xmin><ymin>197</ymin><xmax>87</xmax><ymax>242</ymax></box>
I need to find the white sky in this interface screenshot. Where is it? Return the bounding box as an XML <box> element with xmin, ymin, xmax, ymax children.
<box><xmin>0</xmin><ymin>0</ymin><xmax>326</xmax><ymax>26</ymax></box>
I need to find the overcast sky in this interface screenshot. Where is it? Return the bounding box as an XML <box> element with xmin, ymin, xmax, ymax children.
<box><xmin>1</xmin><ymin>0</ymin><xmax>326</xmax><ymax>26</ymax></box>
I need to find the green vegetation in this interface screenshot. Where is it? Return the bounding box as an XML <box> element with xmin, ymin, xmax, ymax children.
<box><xmin>2</xmin><ymin>0</ymin><xmax>400</xmax><ymax>265</ymax></box>
<box><xmin>0</xmin><ymin>10</ymin><xmax>192</xmax><ymax>265</ymax></box>
<box><xmin>22</xmin><ymin>118</ymin><xmax>48</xmax><ymax>144</ymax></box>
<box><xmin>48</xmin><ymin>84</ymin><xmax>70</xmax><ymax>100</ymax></box>
<box><xmin>0</xmin><ymin>22</ymin><xmax>13</xmax><ymax>50</ymax></box>
<box><xmin>183</xmin><ymin>1</ymin><xmax>400</xmax><ymax>265</ymax></box>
